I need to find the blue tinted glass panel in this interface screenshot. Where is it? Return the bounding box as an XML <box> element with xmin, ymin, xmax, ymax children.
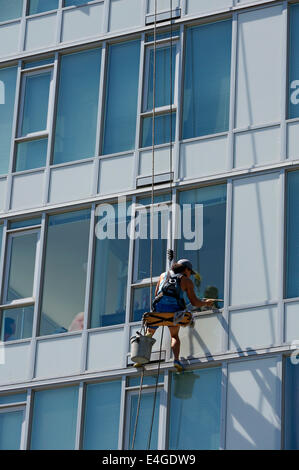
<box><xmin>28</xmin><ymin>0</ymin><xmax>58</xmax><ymax>14</ymax></box>
<box><xmin>146</xmin><ymin>30</ymin><xmax>179</xmax><ymax>42</ymax></box>
<box><xmin>30</xmin><ymin>387</ymin><xmax>78</xmax><ymax>450</ymax></box>
<box><xmin>7</xmin><ymin>232</ymin><xmax>37</xmax><ymax>302</ymax></box>
<box><xmin>285</xmin><ymin>357</ymin><xmax>299</xmax><ymax>449</ymax></box>
<box><xmin>1</xmin><ymin>306</ymin><xmax>34</xmax><ymax>342</ymax></box>
<box><xmin>0</xmin><ymin>67</ymin><xmax>17</xmax><ymax>175</ymax></box>
<box><xmin>286</xmin><ymin>171</ymin><xmax>299</xmax><ymax>298</ymax></box>
<box><xmin>83</xmin><ymin>381</ymin><xmax>121</xmax><ymax>450</ymax></box>
<box><xmin>21</xmin><ymin>72</ymin><xmax>51</xmax><ymax>135</ymax></box>
<box><xmin>40</xmin><ymin>210</ymin><xmax>90</xmax><ymax>336</ymax></box>
<box><xmin>183</xmin><ymin>20</ymin><xmax>232</xmax><ymax>139</ymax></box>
<box><xmin>0</xmin><ymin>225</ymin><xmax>3</xmax><ymax>263</ymax></box>
<box><xmin>24</xmin><ymin>58</ymin><xmax>54</xmax><ymax>69</ymax></box>
<box><xmin>91</xmin><ymin>204</ymin><xmax>129</xmax><ymax>328</ymax></box>
<box><xmin>131</xmin><ymin>286</ymin><xmax>155</xmax><ymax>322</ymax></box>
<box><xmin>289</xmin><ymin>5</ymin><xmax>299</xmax><ymax>119</ymax></box>
<box><xmin>142</xmin><ymin>112</ymin><xmax>176</xmax><ymax>148</ymax></box>
<box><xmin>64</xmin><ymin>0</ymin><xmax>87</xmax><ymax>6</ymax></box>
<box><xmin>137</xmin><ymin>193</ymin><xmax>170</xmax><ymax>206</ymax></box>
<box><xmin>0</xmin><ymin>393</ymin><xmax>27</xmax><ymax>405</ymax></box>
<box><xmin>0</xmin><ymin>0</ymin><xmax>23</xmax><ymax>22</ymax></box>
<box><xmin>128</xmin><ymin>374</ymin><xmax>163</xmax><ymax>387</ymax></box>
<box><xmin>169</xmin><ymin>368</ymin><xmax>222</xmax><ymax>449</ymax></box>
<box><xmin>53</xmin><ymin>49</ymin><xmax>101</xmax><ymax>164</ymax></box>
<box><xmin>177</xmin><ymin>185</ymin><xmax>227</xmax><ymax>306</ymax></box>
<box><xmin>0</xmin><ymin>410</ymin><xmax>23</xmax><ymax>450</ymax></box>
<box><xmin>16</xmin><ymin>138</ymin><xmax>47</xmax><ymax>171</ymax></box>
<box><xmin>10</xmin><ymin>218</ymin><xmax>41</xmax><ymax>229</ymax></box>
<box><xmin>146</xmin><ymin>45</ymin><xmax>175</xmax><ymax>111</ymax></box>
<box><xmin>103</xmin><ymin>40</ymin><xmax>140</xmax><ymax>155</ymax></box>
<box><xmin>128</xmin><ymin>392</ymin><xmax>160</xmax><ymax>450</ymax></box>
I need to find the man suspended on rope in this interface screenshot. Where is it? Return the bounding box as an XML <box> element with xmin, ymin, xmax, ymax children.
<box><xmin>146</xmin><ymin>259</ymin><xmax>215</xmax><ymax>373</ymax></box>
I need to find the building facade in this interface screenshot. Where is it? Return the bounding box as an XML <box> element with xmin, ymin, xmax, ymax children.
<box><xmin>0</xmin><ymin>0</ymin><xmax>298</xmax><ymax>450</ymax></box>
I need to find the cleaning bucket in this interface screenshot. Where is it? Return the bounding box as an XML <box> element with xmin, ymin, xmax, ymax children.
<box><xmin>130</xmin><ymin>332</ymin><xmax>156</xmax><ymax>364</ymax></box>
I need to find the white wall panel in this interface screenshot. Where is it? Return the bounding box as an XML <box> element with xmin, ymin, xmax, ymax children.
<box><xmin>285</xmin><ymin>302</ymin><xmax>299</xmax><ymax>343</ymax></box>
<box><xmin>235</xmin><ymin>5</ymin><xmax>283</xmax><ymax>128</ymax></box>
<box><xmin>186</xmin><ymin>0</ymin><xmax>232</xmax><ymax>16</ymax></box>
<box><xmin>180</xmin><ymin>136</ymin><xmax>227</xmax><ymax>179</ymax></box>
<box><xmin>230</xmin><ymin>173</ymin><xmax>280</xmax><ymax>306</ymax></box>
<box><xmin>287</xmin><ymin>121</ymin><xmax>299</xmax><ymax>160</ymax></box>
<box><xmin>109</xmin><ymin>0</ymin><xmax>142</xmax><ymax>32</ymax></box>
<box><xmin>61</xmin><ymin>3</ymin><xmax>104</xmax><ymax>43</ymax></box>
<box><xmin>139</xmin><ymin>146</ymin><xmax>172</xmax><ymax>176</ymax></box>
<box><xmin>0</xmin><ymin>178</ymin><xmax>6</xmax><ymax>211</ymax></box>
<box><xmin>25</xmin><ymin>14</ymin><xmax>57</xmax><ymax>51</ymax></box>
<box><xmin>234</xmin><ymin>126</ymin><xmax>280</xmax><ymax>168</ymax></box>
<box><xmin>49</xmin><ymin>161</ymin><xmax>93</xmax><ymax>204</ymax></box>
<box><xmin>87</xmin><ymin>328</ymin><xmax>124</xmax><ymax>371</ymax></box>
<box><xmin>148</xmin><ymin>0</ymin><xmax>180</xmax><ymax>13</ymax></box>
<box><xmin>99</xmin><ymin>154</ymin><xmax>134</xmax><ymax>195</ymax></box>
<box><xmin>35</xmin><ymin>335</ymin><xmax>82</xmax><ymax>379</ymax></box>
<box><xmin>0</xmin><ymin>22</ymin><xmax>20</xmax><ymax>57</ymax></box>
<box><xmin>179</xmin><ymin>313</ymin><xmax>224</xmax><ymax>358</ymax></box>
<box><xmin>226</xmin><ymin>357</ymin><xmax>281</xmax><ymax>449</ymax></box>
<box><xmin>10</xmin><ymin>171</ymin><xmax>44</xmax><ymax>210</ymax></box>
<box><xmin>0</xmin><ymin>342</ymin><xmax>31</xmax><ymax>385</ymax></box>
<box><xmin>229</xmin><ymin>305</ymin><xmax>278</xmax><ymax>350</ymax></box>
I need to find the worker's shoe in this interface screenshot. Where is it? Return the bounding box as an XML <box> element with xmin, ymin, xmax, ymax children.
<box><xmin>174</xmin><ymin>360</ymin><xmax>185</xmax><ymax>373</ymax></box>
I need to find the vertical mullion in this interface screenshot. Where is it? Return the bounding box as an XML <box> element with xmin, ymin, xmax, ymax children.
<box><xmin>118</xmin><ymin>376</ymin><xmax>126</xmax><ymax>449</ymax></box>
<box><xmin>278</xmin><ymin>170</ymin><xmax>286</xmax><ymax>346</ymax></box>
<box><xmin>219</xmin><ymin>362</ymin><xmax>228</xmax><ymax>450</ymax></box>
<box><xmin>102</xmin><ymin>0</ymin><xmax>110</xmax><ymax>34</ymax></box>
<box><xmin>222</xmin><ymin>179</ymin><xmax>233</xmax><ymax>353</ymax></box>
<box><xmin>56</xmin><ymin>0</ymin><xmax>64</xmax><ymax>44</ymax></box>
<box><xmin>175</xmin><ymin>23</ymin><xmax>184</xmax><ymax>180</ymax></box>
<box><xmin>159</xmin><ymin>369</ymin><xmax>169</xmax><ymax>450</ymax></box>
<box><xmin>0</xmin><ymin>220</ymin><xmax>8</xmax><ymax>303</ymax></box>
<box><xmin>19</xmin><ymin>0</ymin><xmax>28</xmax><ymax>52</ymax></box>
<box><xmin>280</xmin><ymin>1</ymin><xmax>288</xmax><ymax>161</ymax></box>
<box><xmin>93</xmin><ymin>42</ymin><xmax>107</xmax><ymax>195</ymax></box>
<box><xmin>181</xmin><ymin>0</ymin><xmax>187</xmax><ymax>16</ymax></box>
<box><xmin>227</xmin><ymin>12</ymin><xmax>238</xmax><ymax>171</ymax></box>
<box><xmin>276</xmin><ymin>355</ymin><xmax>283</xmax><ymax>450</ymax></box>
<box><xmin>22</xmin><ymin>388</ymin><xmax>32</xmax><ymax>449</ymax></box>
<box><xmin>75</xmin><ymin>382</ymin><xmax>84</xmax><ymax>450</ymax></box>
<box><xmin>134</xmin><ymin>33</ymin><xmax>145</xmax><ymax>184</ymax></box>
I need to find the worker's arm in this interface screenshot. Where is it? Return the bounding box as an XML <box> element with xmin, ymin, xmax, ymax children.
<box><xmin>182</xmin><ymin>278</ymin><xmax>214</xmax><ymax>308</ymax></box>
<box><xmin>155</xmin><ymin>274</ymin><xmax>163</xmax><ymax>296</ymax></box>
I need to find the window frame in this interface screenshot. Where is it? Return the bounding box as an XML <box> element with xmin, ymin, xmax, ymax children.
<box><xmin>0</xmin><ymin>404</ymin><xmax>26</xmax><ymax>450</ymax></box>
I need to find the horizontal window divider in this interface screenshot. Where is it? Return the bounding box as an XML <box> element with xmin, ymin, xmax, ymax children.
<box><xmin>283</xmin><ymin>297</ymin><xmax>299</xmax><ymax>304</ymax></box>
<box><xmin>286</xmin><ymin>116</ymin><xmax>299</xmax><ymax>125</ymax></box>
<box><xmin>15</xmin><ymin>132</ymin><xmax>48</xmax><ymax>143</ymax></box>
<box><xmin>20</xmin><ymin>64</ymin><xmax>54</xmax><ymax>74</ymax></box>
<box><xmin>0</xmin><ymin>298</ymin><xmax>35</xmax><ymax>309</ymax></box>
<box><xmin>141</xmin><ymin>106</ymin><xmax>176</xmax><ymax>118</ymax></box>
<box><xmin>125</xmin><ymin>384</ymin><xmax>164</xmax><ymax>392</ymax></box>
<box><xmin>50</xmin><ymin>156</ymin><xmax>95</xmax><ymax>169</ymax></box>
<box><xmin>0</xmin><ymin>402</ymin><xmax>26</xmax><ymax>410</ymax></box>
<box><xmin>131</xmin><ymin>278</ymin><xmax>160</xmax><ymax>288</ymax></box>
<box><xmin>181</xmin><ymin>131</ymin><xmax>229</xmax><ymax>145</ymax></box>
<box><xmin>139</xmin><ymin>142</ymin><xmax>174</xmax><ymax>152</ymax></box>
<box><xmin>25</xmin><ymin>10</ymin><xmax>58</xmax><ymax>21</ymax></box>
<box><xmin>134</xmin><ymin>200</ymin><xmax>171</xmax><ymax>209</ymax></box>
<box><xmin>99</xmin><ymin>150</ymin><xmax>135</xmax><ymax>160</ymax></box>
<box><xmin>0</xmin><ymin>18</ymin><xmax>21</xmax><ymax>28</ymax></box>
<box><xmin>6</xmin><ymin>225</ymin><xmax>41</xmax><ymax>234</ymax></box>
<box><xmin>228</xmin><ymin>300</ymin><xmax>279</xmax><ymax>312</ymax></box>
<box><xmin>86</xmin><ymin>324</ymin><xmax>126</xmax><ymax>334</ymax></box>
<box><xmin>36</xmin><ymin>330</ymin><xmax>83</xmax><ymax>342</ymax></box>
<box><xmin>0</xmin><ymin>338</ymin><xmax>32</xmax><ymax>346</ymax></box>
<box><xmin>233</xmin><ymin>121</ymin><xmax>281</xmax><ymax>134</ymax></box>
<box><xmin>145</xmin><ymin>36</ymin><xmax>180</xmax><ymax>47</ymax></box>
<box><xmin>12</xmin><ymin>167</ymin><xmax>46</xmax><ymax>177</ymax></box>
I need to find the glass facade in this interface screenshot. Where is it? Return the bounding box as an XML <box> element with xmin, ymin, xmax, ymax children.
<box><xmin>286</xmin><ymin>170</ymin><xmax>299</xmax><ymax>298</ymax></box>
<box><xmin>0</xmin><ymin>0</ymin><xmax>23</xmax><ymax>22</ymax></box>
<box><xmin>284</xmin><ymin>357</ymin><xmax>299</xmax><ymax>450</ymax></box>
<box><xmin>289</xmin><ymin>4</ymin><xmax>299</xmax><ymax>119</ymax></box>
<box><xmin>0</xmin><ymin>67</ymin><xmax>17</xmax><ymax>175</ymax></box>
<box><xmin>0</xmin><ymin>409</ymin><xmax>24</xmax><ymax>450</ymax></box>
<box><xmin>28</xmin><ymin>0</ymin><xmax>59</xmax><ymax>15</ymax></box>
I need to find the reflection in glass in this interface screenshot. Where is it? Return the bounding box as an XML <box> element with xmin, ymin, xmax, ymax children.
<box><xmin>128</xmin><ymin>392</ymin><xmax>160</xmax><ymax>450</ymax></box>
<box><xmin>15</xmin><ymin>138</ymin><xmax>48</xmax><ymax>171</ymax></box>
<box><xmin>0</xmin><ymin>393</ymin><xmax>27</xmax><ymax>405</ymax></box>
<box><xmin>142</xmin><ymin>112</ymin><xmax>176</xmax><ymax>148</ymax></box>
<box><xmin>40</xmin><ymin>210</ymin><xmax>90</xmax><ymax>336</ymax></box>
<box><xmin>0</xmin><ymin>410</ymin><xmax>23</xmax><ymax>450</ymax></box>
<box><xmin>83</xmin><ymin>381</ymin><xmax>121</xmax><ymax>449</ymax></box>
<box><xmin>9</xmin><ymin>218</ymin><xmax>41</xmax><ymax>230</ymax></box>
<box><xmin>289</xmin><ymin>4</ymin><xmax>299</xmax><ymax>119</ymax></box>
<box><xmin>0</xmin><ymin>0</ymin><xmax>23</xmax><ymax>22</ymax></box>
<box><xmin>0</xmin><ymin>67</ymin><xmax>18</xmax><ymax>175</ymax></box>
<box><xmin>103</xmin><ymin>40</ymin><xmax>140</xmax><ymax>155</ymax></box>
<box><xmin>30</xmin><ymin>386</ymin><xmax>78</xmax><ymax>450</ymax></box>
<box><xmin>6</xmin><ymin>232</ymin><xmax>37</xmax><ymax>302</ymax></box>
<box><xmin>177</xmin><ymin>185</ymin><xmax>227</xmax><ymax>304</ymax></box>
<box><xmin>169</xmin><ymin>368</ymin><xmax>221</xmax><ymax>449</ymax></box>
<box><xmin>21</xmin><ymin>72</ymin><xmax>51</xmax><ymax>136</ymax></box>
<box><xmin>28</xmin><ymin>0</ymin><xmax>58</xmax><ymax>15</ymax></box>
<box><xmin>286</xmin><ymin>170</ymin><xmax>299</xmax><ymax>298</ymax></box>
<box><xmin>1</xmin><ymin>306</ymin><xmax>34</xmax><ymax>342</ymax></box>
<box><xmin>284</xmin><ymin>357</ymin><xmax>299</xmax><ymax>449</ymax></box>
<box><xmin>183</xmin><ymin>20</ymin><xmax>232</xmax><ymax>139</ymax></box>
<box><xmin>53</xmin><ymin>49</ymin><xmax>101</xmax><ymax>164</ymax></box>
<box><xmin>131</xmin><ymin>286</ymin><xmax>155</xmax><ymax>322</ymax></box>
<box><xmin>91</xmin><ymin>204</ymin><xmax>130</xmax><ymax>328</ymax></box>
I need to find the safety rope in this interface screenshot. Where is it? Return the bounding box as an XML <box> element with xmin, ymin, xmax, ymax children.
<box><xmin>131</xmin><ymin>366</ymin><xmax>145</xmax><ymax>450</ymax></box>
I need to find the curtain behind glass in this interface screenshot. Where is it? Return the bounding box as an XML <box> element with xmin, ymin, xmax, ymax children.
<box><xmin>183</xmin><ymin>20</ymin><xmax>232</xmax><ymax>139</ymax></box>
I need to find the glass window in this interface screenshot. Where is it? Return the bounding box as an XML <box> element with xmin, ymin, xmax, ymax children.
<box><xmin>103</xmin><ymin>40</ymin><xmax>140</xmax><ymax>155</ymax></box>
<box><xmin>0</xmin><ymin>393</ymin><xmax>27</xmax><ymax>405</ymax></box>
<box><xmin>30</xmin><ymin>386</ymin><xmax>78</xmax><ymax>450</ymax></box>
<box><xmin>83</xmin><ymin>381</ymin><xmax>121</xmax><ymax>450</ymax></box>
<box><xmin>40</xmin><ymin>210</ymin><xmax>90</xmax><ymax>336</ymax></box>
<box><xmin>64</xmin><ymin>0</ymin><xmax>87</xmax><ymax>6</ymax></box>
<box><xmin>28</xmin><ymin>0</ymin><xmax>58</xmax><ymax>15</ymax></box>
<box><xmin>0</xmin><ymin>67</ymin><xmax>18</xmax><ymax>175</ymax></box>
<box><xmin>91</xmin><ymin>203</ymin><xmax>130</xmax><ymax>328</ymax></box>
<box><xmin>169</xmin><ymin>368</ymin><xmax>222</xmax><ymax>449</ymax></box>
<box><xmin>53</xmin><ymin>48</ymin><xmax>101</xmax><ymax>164</ymax></box>
<box><xmin>289</xmin><ymin>4</ymin><xmax>299</xmax><ymax>119</ymax></box>
<box><xmin>9</xmin><ymin>217</ymin><xmax>41</xmax><ymax>229</ymax></box>
<box><xmin>0</xmin><ymin>306</ymin><xmax>34</xmax><ymax>342</ymax></box>
<box><xmin>286</xmin><ymin>171</ymin><xmax>299</xmax><ymax>298</ymax></box>
<box><xmin>126</xmin><ymin>390</ymin><xmax>160</xmax><ymax>450</ymax></box>
<box><xmin>182</xmin><ymin>20</ymin><xmax>232</xmax><ymax>140</ymax></box>
<box><xmin>15</xmin><ymin>138</ymin><xmax>48</xmax><ymax>172</ymax></box>
<box><xmin>0</xmin><ymin>0</ymin><xmax>23</xmax><ymax>22</ymax></box>
<box><xmin>284</xmin><ymin>356</ymin><xmax>299</xmax><ymax>449</ymax></box>
<box><xmin>128</xmin><ymin>374</ymin><xmax>163</xmax><ymax>387</ymax></box>
<box><xmin>177</xmin><ymin>185</ymin><xmax>227</xmax><ymax>306</ymax></box>
<box><xmin>0</xmin><ymin>224</ymin><xmax>3</xmax><ymax>263</ymax></box>
<box><xmin>131</xmin><ymin>286</ymin><xmax>155</xmax><ymax>323</ymax></box>
<box><xmin>23</xmin><ymin>58</ymin><xmax>54</xmax><ymax>69</ymax></box>
<box><xmin>142</xmin><ymin>112</ymin><xmax>176</xmax><ymax>148</ymax></box>
<box><xmin>4</xmin><ymin>231</ymin><xmax>38</xmax><ymax>302</ymax></box>
<box><xmin>0</xmin><ymin>409</ymin><xmax>24</xmax><ymax>450</ymax></box>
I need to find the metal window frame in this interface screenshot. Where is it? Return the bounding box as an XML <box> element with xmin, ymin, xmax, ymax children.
<box><xmin>0</xmin><ymin>404</ymin><xmax>26</xmax><ymax>450</ymax></box>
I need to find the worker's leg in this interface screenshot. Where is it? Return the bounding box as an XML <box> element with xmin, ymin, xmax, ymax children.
<box><xmin>168</xmin><ymin>325</ymin><xmax>180</xmax><ymax>361</ymax></box>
